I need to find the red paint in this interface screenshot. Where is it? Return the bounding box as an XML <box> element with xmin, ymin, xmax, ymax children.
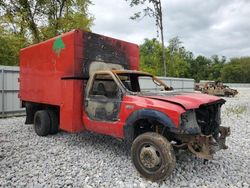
<box><xmin>143</xmin><ymin>92</ymin><xmax>222</xmax><ymax>110</ymax></box>
<box><xmin>20</xmin><ymin>29</ymin><xmax>222</xmax><ymax>139</ymax></box>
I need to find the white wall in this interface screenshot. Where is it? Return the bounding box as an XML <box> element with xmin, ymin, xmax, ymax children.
<box><xmin>224</xmin><ymin>83</ymin><xmax>250</xmax><ymax>88</ymax></box>
<box><xmin>140</xmin><ymin>76</ymin><xmax>194</xmax><ymax>91</ymax></box>
<box><xmin>0</xmin><ymin>66</ymin><xmax>24</xmax><ymax>117</ymax></box>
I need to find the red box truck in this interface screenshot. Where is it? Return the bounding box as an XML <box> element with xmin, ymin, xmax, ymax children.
<box><xmin>19</xmin><ymin>29</ymin><xmax>230</xmax><ymax>181</ymax></box>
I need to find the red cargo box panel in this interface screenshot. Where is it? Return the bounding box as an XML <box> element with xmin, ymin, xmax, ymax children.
<box><xmin>20</xmin><ymin>30</ymin><xmax>82</xmax><ymax>105</ymax></box>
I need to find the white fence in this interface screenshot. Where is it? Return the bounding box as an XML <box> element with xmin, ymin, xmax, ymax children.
<box><xmin>139</xmin><ymin>76</ymin><xmax>194</xmax><ymax>91</ymax></box>
<box><xmin>0</xmin><ymin>65</ymin><xmax>195</xmax><ymax>118</ymax></box>
<box><xmin>224</xmin><ymin>83</ymin><xmax>250</xmax><ymax>88</ymax></box>
<box><xmin>200</xmin><ymin>80</ymin><xmax>250</xmax><ymax>88</ymax></box>
<box><xmin>0</xmin><ymin>66</ymin><xmax>25</xmax><ymax>117</ymax></box>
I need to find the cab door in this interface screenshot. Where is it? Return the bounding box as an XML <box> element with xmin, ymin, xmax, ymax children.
<box><xmin>84</xmin><ymin>72</ymin><xmax>123</xmax><ymax>122</ymax></box>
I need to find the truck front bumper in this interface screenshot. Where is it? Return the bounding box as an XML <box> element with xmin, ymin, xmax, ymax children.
<box><xmin>187</xmin><ymin>126</ymin><xmax>230</xmax><ymax>160</ymax></box>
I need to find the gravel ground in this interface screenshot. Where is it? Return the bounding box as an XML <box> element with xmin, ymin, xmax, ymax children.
<box><xmin>0</xmin><ymin>89</ymin><xmax>250</xmax><ymax>188</ymax></box>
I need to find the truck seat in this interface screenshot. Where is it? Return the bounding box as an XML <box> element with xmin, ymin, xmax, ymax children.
<box><xmin>96</xmin><ymin>83</ymin><xmax>106</xmax><ymax>96</ymax></box>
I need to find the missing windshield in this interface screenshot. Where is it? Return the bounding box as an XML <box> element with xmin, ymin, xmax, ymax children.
<box><xmin>116</xmin><ymin>73</ymin><xmax>172</xmax><ymax>92</ymax></box>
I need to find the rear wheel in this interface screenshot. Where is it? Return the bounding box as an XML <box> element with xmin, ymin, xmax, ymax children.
<box><xmin>131</xmin><ymin>132</ymin><xmax>176</xmax><ymax>182</ymax></box>
<box><xmin>34</xmin><ymin>110</ymin><xmax>51</xmax><ymax>136</ymax></box>
<box><xmin>47</xmin><ymin>110</ymin><xmax>59</xmax><ymax>134</ymax></box>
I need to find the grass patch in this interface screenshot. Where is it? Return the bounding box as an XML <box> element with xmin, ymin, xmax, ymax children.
<box><xmin>225</xmin><ymin>105</ymin><xmax>247</xmax><ymax>116</ymax></box>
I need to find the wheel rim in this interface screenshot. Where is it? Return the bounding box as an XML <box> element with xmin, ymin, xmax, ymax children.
<box><xmin>139</xmin><ymin>144</ymin><xmax>162</xmax><ymax>171</ymax></box>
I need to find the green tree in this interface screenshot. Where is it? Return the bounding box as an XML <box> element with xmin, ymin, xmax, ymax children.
<box><xmin>139</xmin><ymin>38</ymin><xmax>162</xmax><ymax>75</ymax></box>
<box><xmin>221</xmin><ymin>64</ymin><xmax>242</xmax><ymax>83</ymax></box>
<box><xmin>166</xmin><ymin>51</ymin><xmax>190</xmax><ymax>77</ymax></box>
<box><xmin>189</xmin><ymin>55</ymin><xmax>212</xmax><ymax>81</ymax></box>
<box><xmin>166</xmin><ymin>37</ymin><xmax>190</xmax><ymax>77</ymax></box>
<box><xmin>207</xmin><ymin>55</ymin><xmax>226</xmax><ymax>81</ymax></box>
<box><xmin>40</xmin><ymin>0</ymin><xmax>93</xmax><ymax>40</ymax></box>
<box><xmin>221</xmin><ymin>57</ymin><xmax>250</xmax><ymax>83</ymax></box>
<box><xmin>126</xmin><ymin>0</ymin><xmax>167</xmax><ymax>76</ymax></box>
<box><xmin>0</xmin><ymin>26</ymin><xmax>26</xmax><ymax>65</ymax></box>
<box><xmin>0</xmin><ymin>0</ymin><xmax>93</xmax><ymax>43</ymax></box>
<box><xmin>139</xmin><ymin>37</ymin><xmax>191</xmax><ymax>77</ymax></box>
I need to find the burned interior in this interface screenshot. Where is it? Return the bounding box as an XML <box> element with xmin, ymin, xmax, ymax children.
<box><xmin>85</xmin><ymin>73</ymin><xmax>122</xmax><ymax>121</ymax></box>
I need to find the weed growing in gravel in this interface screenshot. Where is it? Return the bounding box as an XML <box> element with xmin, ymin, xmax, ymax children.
<box><xmin>225</xmin><ymin>105</ymin><xmax>247</xmax><ymax>116</ymax></box>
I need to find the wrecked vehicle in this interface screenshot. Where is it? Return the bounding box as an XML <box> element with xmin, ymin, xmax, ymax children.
<box><xmin>196</xmin><ymin>81</ymin><xmax>238</xmax><ymax>97</ymax></box>
<box><xmin>19</xmin><ymin>30</ymin><xmax>230</xmax><ymax>182</ymax></box>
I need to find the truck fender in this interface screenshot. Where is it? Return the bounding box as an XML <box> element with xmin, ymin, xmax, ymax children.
<box><xmin>123</xmin><ymin>109</ymin><xmax>177</xmax><ymax>143</ymax></box>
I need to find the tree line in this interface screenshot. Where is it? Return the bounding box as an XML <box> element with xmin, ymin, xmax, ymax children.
<box><xmin>140</xmin><ymin>38</ymin><xmax>250</xmax><ymax>83</ymax></box>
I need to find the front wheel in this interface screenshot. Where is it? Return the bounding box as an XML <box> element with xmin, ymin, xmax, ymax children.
<box><xmin>131</xmin><ymin>132</ymin><xmax>176</xmax><ymax>182</ymax></box>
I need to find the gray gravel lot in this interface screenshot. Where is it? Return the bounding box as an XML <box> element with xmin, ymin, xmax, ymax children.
<box><xmin>0</xmin><ymin>89</ymin><xmax>250</xmax><ymax>188</ymax></box>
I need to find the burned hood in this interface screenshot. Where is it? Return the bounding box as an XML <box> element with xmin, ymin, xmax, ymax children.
<box><xmin>140</xmin><ymin>91</ymin><xmax>225</xmax><ymax>110</ymax></box>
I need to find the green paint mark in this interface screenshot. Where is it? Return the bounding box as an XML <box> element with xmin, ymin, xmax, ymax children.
<box><xmin>53</xmin><ymin>37</ymin><xmax>65</xmax><ymax>57</ymax></box>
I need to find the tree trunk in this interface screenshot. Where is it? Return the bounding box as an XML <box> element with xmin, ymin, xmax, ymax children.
<box><xmin>159</xmin><ymin>0</ymin><xmax>167</xmax><ymax>76</ymax></box>
<box><xmin>160</xmin><ymin>26</ymin><xmax>167</xmax><ymax>76</ymax></box>
<box><xmin>21</xmin><ymin>0</ymin><xmax>40</xmax><ymax>43</ymax></box>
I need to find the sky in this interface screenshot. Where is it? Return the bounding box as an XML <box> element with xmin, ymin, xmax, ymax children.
<box><xmin>89</xmin><ymin>0</ymin><xmax>250</xmax><ymax>58</ymax></box>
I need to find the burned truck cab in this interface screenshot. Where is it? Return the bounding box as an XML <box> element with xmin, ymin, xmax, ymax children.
<box><xmin>84</xmin><ymin>69</ymin><xmax>230</xmax><ymax>160</ymax></box>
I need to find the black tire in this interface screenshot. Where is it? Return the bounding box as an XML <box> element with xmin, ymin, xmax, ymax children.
<box><xmin>131</xmin><ymin>132</ymin><xmax>176</xmax><ymax>182</ymax></box>
<box><xmin>47</xmin><ymin>110</ymin><xmax>59</xmax><ymax>134</ymax></box>
<box><xmin>25</xmin><ymin>102</ymin><xmax>41</xmax><ymax>124</ymax></box>
<box><xmin>34</xmin><ymin>110</ymin><xmax>51</xmax><ymax>136</ymax></box>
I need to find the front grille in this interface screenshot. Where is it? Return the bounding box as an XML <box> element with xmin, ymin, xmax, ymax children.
<box><xmin>195</xmin><ymin>103</ymin><xmax>222</xmax><ymax>138</ymax></box>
